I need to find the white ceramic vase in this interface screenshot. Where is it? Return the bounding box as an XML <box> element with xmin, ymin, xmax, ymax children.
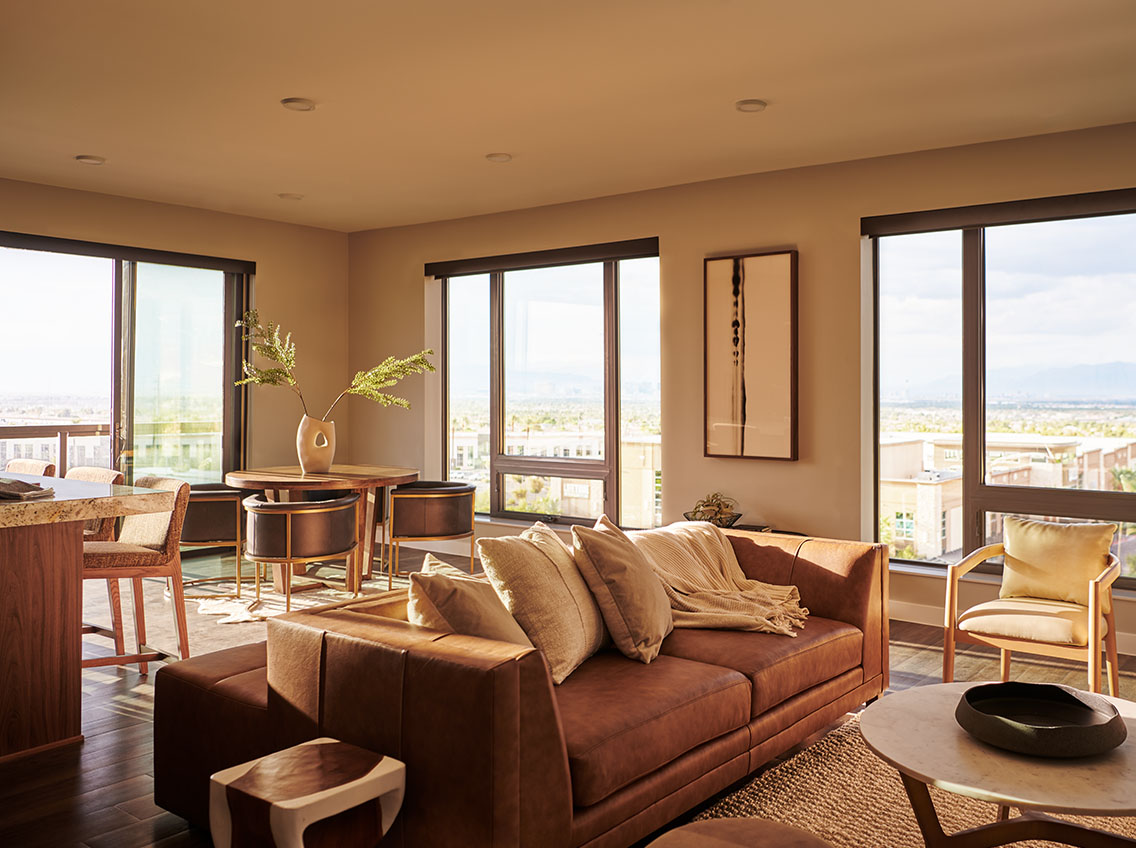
<box><xmin>296</xmin><ymin>415</ymin><xmax>336</xmax><ymax>474</ymax></box>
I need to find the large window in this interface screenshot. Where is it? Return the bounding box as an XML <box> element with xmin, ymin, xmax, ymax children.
<box><xmin>869</xmin><ymin>189</ymin><xmax>1136</xmax><ymax>586</ymax></box>
<box><xmin>0</xmin><ymin>233</ymin><xmax>251</xmax><ymax>483</ymax></box>
<box><xmin>434</xmin><ymin>239</ymin><xmax>661</xmax><ymax>528</ymax></box>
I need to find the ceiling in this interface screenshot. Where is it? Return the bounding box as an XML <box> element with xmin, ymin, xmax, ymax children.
<box><xmin>3</xmin><ymin>1</ymin><xmax>1135</xmax><ymax>233</ymax></box>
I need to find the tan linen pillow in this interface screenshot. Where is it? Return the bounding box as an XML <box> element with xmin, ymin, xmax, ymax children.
<box><xmin>408</xmin><ymin>554</ymin><xmax>533</xmax><ymax>647</ymax></box>
<box><xmin>999</xmin><ymin>518</ymin><xmax>1117</xmax><ymax>612</ymax></box>
<box><xmin>478</xmin><ymin>523</ymin><xmax>606</xmax><ymax>684</ymax></box>
<box><xmin>572</xmin><ymin>515</ymin><xmax>673</xmax><ymax>663</ymax></box>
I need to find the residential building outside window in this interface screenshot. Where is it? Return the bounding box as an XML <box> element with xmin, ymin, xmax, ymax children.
<box><xmin>0</xmin><ymin>232</ymin><xmax>251</xmax><ymax>483</ymax></box>
<box><xmin>432</xmin><ymin>239</ymin><xmax>661</xmax><ymax>528</ymax></box>
<box><xmin>868</xmin><ymin>189</ymin><xmax>1136</xmax><ymax>587</ymax></box>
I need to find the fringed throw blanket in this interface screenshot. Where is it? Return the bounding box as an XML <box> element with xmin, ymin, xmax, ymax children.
<box><xmin>629</xmin><ymin>521</ymin><xmax>808</xmax><ymax>636</ymax></box>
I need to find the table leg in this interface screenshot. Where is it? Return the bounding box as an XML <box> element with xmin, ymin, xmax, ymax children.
<box><xmin>354</xmin><ymin>486</ymin><xmax>377</xmax><ymax>594</ymax></box>
<box><xmin>898</xmin><ymin>773</ymin><xmax>1136</xmax><ymax>847</ymax></box>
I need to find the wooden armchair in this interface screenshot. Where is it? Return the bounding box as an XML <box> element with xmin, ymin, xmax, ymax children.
<box><xmin>943</xmin><ymin>518</ymin><xmax>1121</xmax><ymax>695</ymax></box>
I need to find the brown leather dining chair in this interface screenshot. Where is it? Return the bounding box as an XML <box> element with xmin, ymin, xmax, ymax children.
<box><xmin>66</xmin><ymin>466</ymin><xmax>128</xmax><ymax>657</ymax></box>
<box><xmin>5</xmin><ymin>458</ymin><xmax>57</xmax><ymax>476</ymax></box>
<box><xmin>81</xmin><ymin>476</ymin><xmax>192</xmax><ymax>674</ymax></box>
<box><xmin>387</xmin><ymin>481</ymin><xmax>477</xmax><ymax>588</ymax></box>
<box><xmin>242</xmin><ymin>492</ymin><xmax>360</xmax><ymax>611</ymax></box>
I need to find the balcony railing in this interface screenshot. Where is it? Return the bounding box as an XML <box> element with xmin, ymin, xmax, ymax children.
<box><xmin>0</xmin><ymin>424</ymin><xmax>113</xmax><ymax>477</ymax></box>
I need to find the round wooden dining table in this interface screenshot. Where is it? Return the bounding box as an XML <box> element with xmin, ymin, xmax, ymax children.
<box><xmin>225</xmin><ymin>464</ymin><xmax>418</xmax><ymax>594</ymax></box>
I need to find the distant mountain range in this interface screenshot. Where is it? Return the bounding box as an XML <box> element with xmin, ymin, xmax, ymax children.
<box><xmin>890</xmin><ymin>361</ymin><xmax>1136</xmax><ymax>402</ymax></box>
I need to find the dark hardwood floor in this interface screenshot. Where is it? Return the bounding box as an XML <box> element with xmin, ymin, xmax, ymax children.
<box><xmin>2</xmin><ymin>613</ymin><xmax>1132</xmax><ymax>847</ymax></box>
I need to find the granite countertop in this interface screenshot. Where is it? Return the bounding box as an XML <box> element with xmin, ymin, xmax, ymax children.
<box><xmin>0</xmin><ymin>473</ymin><xmax>175</xmax><ymax>528</ymax></box>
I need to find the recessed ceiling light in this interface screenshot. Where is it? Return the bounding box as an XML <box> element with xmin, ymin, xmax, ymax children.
<box><xmin>74</xmin><ymin>154</ymin><xmax>106</xmax><ymax>165</ymax></box>
<box><xmin>735</xmin><ymin>99</ymin><xmax>768</xmax><ymax>113</ymax></box>
<box><xmin>485</xmin><ymin>152</ymin><xmax>513</xmax><ymax>163</ymax></box>
<box><xmin>280</xmin><ymin>97</ymin><xmax>316</xmax><ymax>112</ymax></box>
<box><xmin>277</xmin><ymin>192</ymin><xmax>304</xmax><ymax>201</ymax></box>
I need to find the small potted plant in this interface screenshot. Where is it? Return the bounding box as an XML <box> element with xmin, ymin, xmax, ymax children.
<box><xmin>683</xmin><ymin>492</ymin><xmax>742</xmax><ymax>527</ymax></box>
<box><xmin>236</xmin><ymin>310</ymin><xmax>434</xmax><ymax>473</ymax></box>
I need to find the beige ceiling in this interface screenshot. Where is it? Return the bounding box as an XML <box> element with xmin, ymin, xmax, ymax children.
<box><xmin>3</xmin><ymin>1</ymin><xmax>1135</xmax><ymax>233</ymax></box>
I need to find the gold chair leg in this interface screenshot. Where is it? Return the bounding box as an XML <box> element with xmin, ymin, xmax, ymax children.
<box><xmin>1000</xmin><ymin>649</ymin><xmax>1012</xmax><ymax>682</ymax></box>
<box><xmin>106</xmin><ymin>579</ymin><xmax>125</xmax><ymax>656</ymax></box>
<box><xmin>284</xmin><ymin>562</ymin><xmax>292</xmax><ymax>612</ymax></box>
<box><xmin>132</xmin><ymin>577</ymin><xmax>148</xmax><ymax>676</ymax></box>
<box><xmin>470</xmin><ymin>535</ymin><xmax>475</xmax><ymax>574</ymax></box>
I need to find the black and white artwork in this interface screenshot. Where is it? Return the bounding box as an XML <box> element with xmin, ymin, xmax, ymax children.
<box><xmin>704</xmin><ymin>250</ymin><xmax>797</xmax><ymax>460</ymax></box>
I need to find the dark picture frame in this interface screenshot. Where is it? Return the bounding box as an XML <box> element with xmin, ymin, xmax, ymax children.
<box><xmin>703</xmin><ymin>249</ymin><xmax>798</xmax><ymax>460</ymax></box>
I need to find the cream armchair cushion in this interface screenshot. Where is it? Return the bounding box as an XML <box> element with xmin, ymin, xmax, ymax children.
<box><xmin>958</xmin><ymin>597</ymin><xmax>1107</xmax><ymax>647</ymax></box>
<box><xmin>999</xmin><ymin>517</ymin><xmax>1116</xmax><ymax>613</ymax></box>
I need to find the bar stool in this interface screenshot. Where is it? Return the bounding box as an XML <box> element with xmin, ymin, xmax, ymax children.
<box><xmin>5</xmin><ymin>458</ymin><xmax>56</xmax><ymax>476</ymax></box>
<box><xmin>81</xmin><ymin>476</ymin><xmax>192</xmax><ymax>674</ymax></box>
<box><xmin>388</xmin><ymin>481</ymin><xmax>476</xmax><ymax>589</ymax></box>
<box><xmin>67</xmin><ymin>466</ymin><xmax>127</xmax><ymax>657</ymax></box>
<box><xmin>243</xmin><ymin>493</ymin><xmax>360</xmax><ymax>611</ymax></box>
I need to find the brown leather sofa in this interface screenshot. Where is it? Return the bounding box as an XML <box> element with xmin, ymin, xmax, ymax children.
<box><xmin>154</xmin><ymin>530</ymin><xmax>888</xmax><ymax>847</ymax></box>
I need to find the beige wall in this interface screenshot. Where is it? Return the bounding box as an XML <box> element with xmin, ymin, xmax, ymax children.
<box><xmin>0</xmin><ymin>178</ymin><xmax>350</xmax><ymax>465</ymax></box>
<box><xmin>346</xmin><ymin>122</ymin><xmax>1136</xmax><ymax>538</ymax></box>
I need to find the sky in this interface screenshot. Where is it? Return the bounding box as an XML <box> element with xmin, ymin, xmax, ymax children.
<box><xmin>0</xmin><ymin>248</ymin><xmax>224</xmax><ymax>409</ymax></box>
<box><xmin>879</xmin><ymin>212</ymin><xmax>1136</xmax><ymax>401</ymax></box>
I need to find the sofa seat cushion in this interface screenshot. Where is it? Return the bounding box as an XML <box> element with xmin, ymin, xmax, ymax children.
<box><xmin>555</xmin><ymin>651</ymin><xmax>749</xmax><ymax>806</ymax></box>
<box><xmin>660</xmin><ymin>616</ymin><xmax>863</xmax><ymax>717</ymax></box>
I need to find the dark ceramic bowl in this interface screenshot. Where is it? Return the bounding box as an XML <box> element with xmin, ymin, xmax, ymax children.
<box><xmin>682</xmin><ymin>512</ymin><xmax>743</xmax><ymax>528</ymax></box>
<box><xmin>955</xmin><ymin>682</ymin><xmax>1127</xmax><ymax>758</ymax></box>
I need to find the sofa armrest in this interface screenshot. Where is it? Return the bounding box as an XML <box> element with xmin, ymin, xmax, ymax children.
<box><xmin>267</xmin><ymin>610</ymin><xmax>573</xmax><ymax>848</ymax></box>
<box><xmin>726</xmin><ymin>531</ymin><xmax>889</xmax><ymax>691</ymax></box>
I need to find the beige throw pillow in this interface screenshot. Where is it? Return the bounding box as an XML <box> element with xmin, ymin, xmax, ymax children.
<box><xmin>572</xmin><ymin>515</ymin><xmax>673</xmax><ymax>663</ymax></box>
<box><xmin>407</xmin><ymin>554</ymin><xmax>533</xmax><ymax>647</ymax></box>
<box><xmin>478</xmin><ymin>522</ymin><xmax>606</xmax><ymax>684</ymax></box>
<box><xmin>999</xmin><ymin>518</ymin><xmax>1117</xmax><ymax>613</ymax></box>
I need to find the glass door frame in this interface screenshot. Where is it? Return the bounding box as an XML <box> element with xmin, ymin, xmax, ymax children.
<box><xmin>0</xmin><ymin>230</ymin><xmax>253</xmax><ymax>484</ymax></box>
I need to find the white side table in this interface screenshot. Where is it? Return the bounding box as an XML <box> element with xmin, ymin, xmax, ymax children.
<box><xmin>210</xmin><ymin>737</ymin><xmax>406</xmax><ymax>848</ymax></box>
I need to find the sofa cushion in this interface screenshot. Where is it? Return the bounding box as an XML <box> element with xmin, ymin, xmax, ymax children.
<box><xmin>659</xmin><ymin>616</ymin><xmax>863</xmax><ymax>717</ymax></box>
<box><xmin>572</xmin><ymin>515</ymin><xmax>673</xmax><ymax>663</ymax></box>
<box><xmin>555</xmin><ymin>651</ymin><xmax>749</xmax><ymax>806</ymax></box>
<box><xmin>407</xmin><ymin>554</ymin><xmax>533</xmax><ymax>646</ymax></box>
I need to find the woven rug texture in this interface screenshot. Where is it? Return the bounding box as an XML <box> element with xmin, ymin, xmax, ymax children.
<box><xmin>695</xmin><ymin>716</ymin><xmax>1136</xmax><ymax>848</ymax></box>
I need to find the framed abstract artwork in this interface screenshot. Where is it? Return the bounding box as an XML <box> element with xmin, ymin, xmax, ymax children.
<box><xmin>703</xmin><ymin>250</ymin><xmax>798</xmax><ymax>460</ymax></box>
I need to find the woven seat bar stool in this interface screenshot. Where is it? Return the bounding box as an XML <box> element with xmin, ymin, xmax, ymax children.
<box><xmin>243</xmin><ymin>492</ymin><xmax>360</xmax><ymax>611</ymax></box>
<box><xmin>67</xmin><ymin>466</ymin><xmax>128</xmax><ymax>658</ymax></box>
<box><xmin>180</xmin><ymin>483</ymin><xmax>260</xmax><ymax>599</ymax></box>
<box><xmin>81</xmin><ymin>476</ymin><xmax>191</xmax><ymax>674</ymax></box>
<box><xmin>5</xmin><ymin>458</ymin><xmax>56</xmax><ymax>476</ymax></box>
<box><xmin>387</xmin><ymin>481</ymin><xmax>476</xmax><ymax>589</ymax></box>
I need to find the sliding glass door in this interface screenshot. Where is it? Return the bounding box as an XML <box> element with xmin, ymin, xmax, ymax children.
<box><xmin>0</xmin><ymin>233</ymin><xmax>251</xmax><ymax>483</ymax></box>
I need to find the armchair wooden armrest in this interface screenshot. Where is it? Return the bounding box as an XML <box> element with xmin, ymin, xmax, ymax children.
<box><xmin>945</xmin><ymin>543</ymin><xmax>1003</xmax><ymax>630</ymax></box>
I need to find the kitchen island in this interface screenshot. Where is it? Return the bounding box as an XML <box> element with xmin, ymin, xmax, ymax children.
<box><xmin>0</xmin><ymin>473</ymin><xmax>173</xmax><ymax>762</ymax></box>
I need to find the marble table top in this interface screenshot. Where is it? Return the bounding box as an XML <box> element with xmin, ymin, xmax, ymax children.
<box><xmin>0</xmin><ymin>472</ymin><xmax>174</xmax><ymax>528</ymax></box>
<box><xmin>860</xmin><ymin>681</ymin><xmax>1136</xmax><ymax>815</ymax></box>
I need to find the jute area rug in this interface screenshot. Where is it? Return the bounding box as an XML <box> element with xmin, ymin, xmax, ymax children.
<box><xmin>695</xmin><ymin>716</ymin><xmax>1136</xmax><ymax>847</ymax></box>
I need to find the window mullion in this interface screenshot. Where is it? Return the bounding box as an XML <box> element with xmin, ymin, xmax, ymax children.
<box><xmin>961</xmin><ymin>227</ymin><xmax>985</xmax><ymax>552</ymax></box>
<box><xmin>603</xmin><ymin>260</ymin><xmax>619</xmax><ymax>520</ymax></box>
<box><xmin>489</xmin><ymin>270</ymin><xmax>504</xmax><ymax>515</ymax></box>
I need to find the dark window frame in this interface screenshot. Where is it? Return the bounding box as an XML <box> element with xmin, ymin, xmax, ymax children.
<box><xmin>432</xmin><ymin>238</ymin><xmax>659</xmax><ymax>526</ymax></box>
<box><xmin>865</xmin><ymin>188</ymin><xmax>1136</xmax><ymax>587</ymax></box>
<box><xmin>0</xmin><ymin>230</ymin><xmax>252</xmax><ymax>482</ymax></box>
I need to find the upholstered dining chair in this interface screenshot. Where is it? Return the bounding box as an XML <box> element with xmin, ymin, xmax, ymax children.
<box><xmin>242</xmin><ymin>492</ymin><xmax>360</xmax><ymax>611</ymax></box>
<box><xmin>179</xmin><ymin>483</ymin><xmax>258</xmax><ymax>599</ymax></box>
<box><xmin>5</xmin><ymin>458</ymin><xmax>56</xmax><ymax>476</ymax></box>
<box><xmin>66</xmin><ymin>466</ymin><xmax>128</xmax><ymax>658</ymax></box>
<box><xmin>943</xmin><ymin>517</ymin><xmax>1120</xmax><ymax>694</ymax></box>
<box><xmin>81</xmin><ymin>476</ymin><xmax>191</xmax><ymax>674</ymax></box>
<box><xmin>387</xmin><ymin>481</ymin><xmax>477</xmax><ymax>589</ymax></box>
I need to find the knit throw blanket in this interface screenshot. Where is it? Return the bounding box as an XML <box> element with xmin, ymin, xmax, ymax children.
<box><xmin>629</xmin><ymin>521</ymin><xmax>808</xmax><ymax>636</ymax></box>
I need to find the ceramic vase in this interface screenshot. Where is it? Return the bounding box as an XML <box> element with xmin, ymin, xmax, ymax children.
<box><xmin>296</xmin><ymin>415</ymin><xmax>336</xmax><ymax>473</ymax></box>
